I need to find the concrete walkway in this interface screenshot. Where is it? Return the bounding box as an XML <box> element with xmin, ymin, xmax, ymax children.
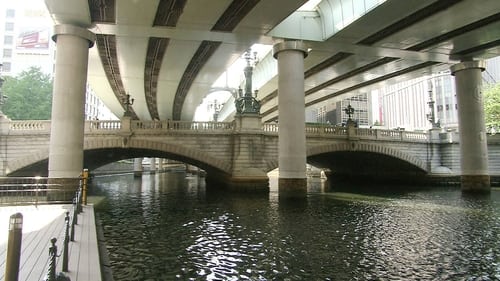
<box><xmin>0</xmin><ymin>204</ymin><xmax>101</xmax><ymax>281</ymax></box>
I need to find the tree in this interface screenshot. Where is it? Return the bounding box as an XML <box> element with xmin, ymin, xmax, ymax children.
<box><xmin>483</xmin><ymin>83</ymin><xmax>500</xmax><ymax>133</ymax></box>
<box><xmin>2</xmin><ymin>67</ymin><xmax>53</xmax><ymax>120</ymax></box>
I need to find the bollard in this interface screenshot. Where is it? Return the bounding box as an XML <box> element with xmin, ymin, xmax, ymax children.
<box><xmin>5</xmin><ymin>213</ymin><xmax>23</xmax><ymax>281</ymax></box>
<box><xmin>77</xmin><ymin>188</ymin><xmax>82</xmax><ymax>214</ymax></box>
<box><xmin>62</xmin><ymin>212</ymin><xmax>70</xmax><ymax>272</ymax></box>
<box><xmin>46</xmin><ymin>238</ymin><xmax>58</xmax><ymax>281</ymax></box>
<box><xmin>56</xmin><ymin>272</ymin><xmax>71</xmax><ymax>281</ymax></box>
<box><xmin>71</xmin><ymin>198</ymin><xmax>77</xmax><ymax>241</ymax></box>
<box><xmin>72</xmin><ymin>195</ymin><xmax>78</xmax><ymax>225</ymax></box>
<box><xmin>82</xmin><ymin>169</ymin><xmax>89</xmax><ymax>205</ymax></box>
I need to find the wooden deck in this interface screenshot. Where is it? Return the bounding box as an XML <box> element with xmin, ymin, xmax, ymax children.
<box><xmin>0</xmin><ymin>204</ymin><xmax>102</xmax><ymax>281</ymax></box>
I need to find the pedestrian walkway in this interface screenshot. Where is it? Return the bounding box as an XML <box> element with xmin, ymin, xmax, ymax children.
<box><xmin>0</xmin><ymin>204</ymin><xmax>101</xmax><ymax>281</ymax></box>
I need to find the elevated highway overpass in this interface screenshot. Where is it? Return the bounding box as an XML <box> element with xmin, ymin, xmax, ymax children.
<box><xmin>43</xmin><ymin>0</ymin><xmax>500</xmax><ymax>122</ymax></box>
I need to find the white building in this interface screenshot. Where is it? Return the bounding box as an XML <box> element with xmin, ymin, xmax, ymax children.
<box><xmin>0</xmin><ymin>0</ymin><xmax>54</xmax><ymax>76</ymax></box>
<box><xmin>378</xmin><ymin>56</ymin><xmax>500</xmax><ymax>131</ymax></box>
<box><xmin>379</xmin><ymin>75</ymin><xmax>435</xmax><ymax>131</ymax></box>
<box><xmin>84</xmin><ymin>85</ymin><xmax>118</xmax><ymax>121</ymax></box>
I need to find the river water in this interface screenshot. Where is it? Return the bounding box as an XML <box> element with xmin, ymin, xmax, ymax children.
<box><xmin>91</xmin><ymin>171</ymin><xmax>500</xmax><ymax>281</ymax></box>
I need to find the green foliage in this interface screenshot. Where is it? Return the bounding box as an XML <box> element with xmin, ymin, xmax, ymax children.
<box><xmin>2</xmin><ymin>67</ymin><xmax>53</xmax><ymax>120</ymax></box>
<box><xmin>484</xmin><ymin>83</ymin><xmax>500</xmax><ymax>131</ymax></box>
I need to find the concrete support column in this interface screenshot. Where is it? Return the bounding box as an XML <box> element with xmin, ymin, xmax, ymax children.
<box><xmin>273</xmin><ymin>41</ymin><xmax>308</xmax><ymax>197</ymax></box>
<box><xmin>133</xmin><ymin>158</ymin><xmax>143</xmax><ymax>177</ymax></box>
<box><xmin>48</xmin><ymin>25</ymin><xmax>95</xmax><ymax>182</ymax></box>
<box><xmin>450</xmin><ymin>60</ymin><xmax>490</xmax><ymax>193</ymax></box>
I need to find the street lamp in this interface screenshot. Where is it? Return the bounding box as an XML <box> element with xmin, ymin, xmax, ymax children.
<box><xmin>207</xmin><ymin>99</ymin><xmax>223</xmax><ymax>122</ymax></box>
<box><xmin>344</xmin><ymin>104</ymin><xmax>354</xmax><ymax>120</ymax></box>
<box><xmin>234</xmin><ymin>48</ymin><xmax>261</xmax><ymax>114</ymax></box>
<box><xmin>344</xmin><ymin>104</ymin><xmax>357</xmax><ymax>127</ymax></box>
<box><xmin>123</xmin><ymin>93</ymin><xmax>134</xmax><ymax>117</ymax></box>
<box><xmin>426</xmin><ymin>79</ymin><xmax>440</xmax><ymax>128</ymax></box>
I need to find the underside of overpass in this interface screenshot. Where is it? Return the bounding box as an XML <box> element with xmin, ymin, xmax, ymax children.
<box><xmin>44</xmin><ymin>0</ymin><xmax>500</xmax><ymax>122</ymax></box>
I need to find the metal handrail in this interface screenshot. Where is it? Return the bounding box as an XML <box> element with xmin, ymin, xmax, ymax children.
<box><xmin>0</xmin><ymin>182</ymin><xmax>70</xmax><ymax>206</ymax></box>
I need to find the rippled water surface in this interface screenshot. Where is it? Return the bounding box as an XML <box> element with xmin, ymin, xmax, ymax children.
<box><xmin>91</xmin><ymin>172</ymin><xmax>500</xmax><ymax>281</ymax></box>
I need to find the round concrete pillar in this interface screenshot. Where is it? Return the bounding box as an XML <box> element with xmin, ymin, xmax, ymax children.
<box><xmin>273</xmin><ymin>41</ymin><xmax>308</xmax><ymax>197</ymax></box>
<box><xmin>48</xmin><ymin>25</ymin><xmax>95</xmax><ymax>179</ymax></box>
<box><xmin>450</xmin><ymin>60</ymin><xmax>490</xmax><ymax>193</ymax></box>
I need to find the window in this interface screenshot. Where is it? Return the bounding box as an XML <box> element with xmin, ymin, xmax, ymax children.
<box><xmin>4</xmin><ymin>36</ymin><xmax>13</xmax><ymax>45</ymax></box>
<box><xmin>2</xmin><ymin>62</ymin><xmax>11</xmax><ymax>72</ymax></box>
<box><xmin>3</xmin><ymin>49</ymin><xmax>12</xmax><ymax>58</ymax></box>
<box><xmin>5</xmin><ymin>22</ymin><xmax>14</xmax><ymax>31</ymax></box>
<box><xmin>6</xmin><ymin>9</ymin><xmax>15</xmax><ymax>18</ymax></box>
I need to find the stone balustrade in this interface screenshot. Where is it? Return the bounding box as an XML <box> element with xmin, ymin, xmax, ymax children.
<box><xmin>4</xmin><ymin>119</ymin><xmax>432</xmax><ymax>143</ymax></box>
<box><xmin>9</xmin><ymin>120</ymin><xmax>51</xmax><ymax>133</ymax></box>
<box><xmin>1</xmin><ymin>118</ymin><xmax>499</xmax><ymax>185</ymax></box>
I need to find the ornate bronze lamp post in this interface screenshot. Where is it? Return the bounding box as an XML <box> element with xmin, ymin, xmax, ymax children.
<box><xmin>123</xmin><ymin>93</ymin><xmax>134</xmax><ymax>117</ymax></box>
<box><xmin>234</xmin><ymin>49</ymin><xmax>261</xmax><ymax>114</ymax></box>
<box><xmin>344</xmin><ymin>104</ymin><xmax>357</xmax><ymax>127</ymax></box>
<box><xmin>426</xmin><ymin>79</ymin><xmax>440</xmax><ymax>128</ymax></box>
<box><xmin>207</xmin><ymin>99</ymin><xmax>223</xmax><ymax>122</ymax></box>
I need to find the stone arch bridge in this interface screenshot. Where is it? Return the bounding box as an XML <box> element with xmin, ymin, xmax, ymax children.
<box><xmin>1</xmin><ymin>119</ymin><xmax>499</xmax><ymax>187</ymax></box>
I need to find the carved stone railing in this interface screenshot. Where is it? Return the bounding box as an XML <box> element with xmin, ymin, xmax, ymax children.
<box><xmin>262</xmin><ymin>123</ymin><xmax>278</xmax><ymax>133</ymax></box>
<box><xmin>264</xmin><ymin>123</ymin><xmax>428</xmax><ymax>142</ymax></box>
<box><xmin>9</xmin><ymin>120</ymin><xmax>51</xmax><ymax>134</ymax></box>
<box><xmin>305</xmin><ymin>124</ymin><xmax>348</xmax><ymax>136</ymax></box>
<box><xmin>4</xmin><ymin>119</ymin><xmax>429</xmax><ymax>143</ymax></box>
<box><xmin>132</xmin><ymin>120</ymin><xmax>234</xmax><ymax>131</ymax></box>
<box><xmin>86</xmin><ymin>120</ymin><xmax>121</xmax><ymax>131</ymax></box>
<box><xmin>364</xmin><ymin>129</ymin><xmax>429</xmax><ymax>142</ymax></box>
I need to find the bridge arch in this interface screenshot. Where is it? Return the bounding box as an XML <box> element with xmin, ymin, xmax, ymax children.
<box><xmin>83</xmin><ymin>138</ymin><xmax>232</xmax><ymax>174</ymax></box>
<box><xmin>304</xmin><ymin>142</ymin><xmax>428</xmax><ymax>182</ymax></box>
<box><xmin>307</xmin><ymin>142</ymin><xmax>428</xmax><ymax>172</ymax></box>
<box><xmin>8</xmin><ymin>138</ymin><xmax>233</xmax><ymax>176</ymax></box>
<box><xmin>8</xmin><ymin>149</ymin><xmax>50</xmax><ymax>176</ymax></box>
<box><xmin>263</xmin><ymin>142</ymin><xmax>428</xmax><ymax>174</ymax></box>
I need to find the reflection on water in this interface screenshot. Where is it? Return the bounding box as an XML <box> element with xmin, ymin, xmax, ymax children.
<box><xmin>92</xmin><ymin>172</ymin><xmax>500</xmax><ymax>281</ymax></box>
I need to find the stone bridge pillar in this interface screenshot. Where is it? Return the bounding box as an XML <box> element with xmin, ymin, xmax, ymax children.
<box><xmin>273</xmin><ymin>40</ymin><xmax>308</xmax><ymax>197</ymax></box>
<box><xmin>229</xmin><ymin>114</ymin><xmax>269</xmax><ymax>192</ymax></box>
<box><xmin>450</xmin><ymin>60</ymin><xmax>490</xmax><ymax>193</ymax></box>
<box><xmin>133</xmin><ymin>158</ymin><xmax>143</xmax><ymax>177</ymax></box>
<box><xmin>48</xmin><ymin>25</ymin><xmax>95</xmax><ymax>190</ymax></box>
